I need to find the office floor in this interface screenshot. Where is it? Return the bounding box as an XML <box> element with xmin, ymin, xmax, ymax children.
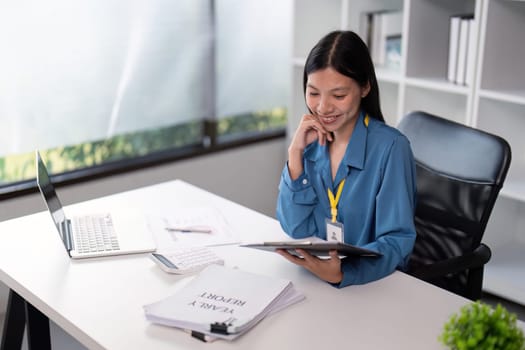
<box><xmin>481</xmin><ymin>292</ymin><xmax>525</xmax><ymax>322</ymax></box>
<box><xmin>0</xmin><ymin>293</ymin><xmax>523</xmax><ymax>350</ymax></box>
<box><xmin>0</xmin><ymin>314</ymin><xmax>86</xmax><ymax>350</ymax></box>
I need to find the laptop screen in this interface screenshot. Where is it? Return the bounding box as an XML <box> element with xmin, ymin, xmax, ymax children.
<box><xmin>35</xmin><ymin>151</ymin><xmax>67</xmax><ymax>237</ymax></box>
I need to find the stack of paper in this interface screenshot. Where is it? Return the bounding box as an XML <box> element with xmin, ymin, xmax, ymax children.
<box><xmin>143</xmin><ymin>264</ymin><xmax>304</xmax><ymax>341</ymax></box>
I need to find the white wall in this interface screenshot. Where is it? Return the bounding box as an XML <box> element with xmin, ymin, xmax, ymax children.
<box><xmin>0</xmin><ymin>138</ymin><xmax>287</xmax><ymax>317</ymax></box>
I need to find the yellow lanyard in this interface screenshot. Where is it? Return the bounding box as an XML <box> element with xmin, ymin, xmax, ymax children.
<box><xmin>327</xmin><ymin>179</ymin><xmax>345</xmax><ymax>223</ymax></box>
<box><xmin>326</xmin><ymin>114</ymin><xmax>368</xmax><ymax>223</ymax></box>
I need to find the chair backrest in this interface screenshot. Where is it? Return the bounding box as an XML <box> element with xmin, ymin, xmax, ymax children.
<box><xmin>397</xmin><ymin>111</ymin><xmax>511</xmax><ymax>296</ymax></box>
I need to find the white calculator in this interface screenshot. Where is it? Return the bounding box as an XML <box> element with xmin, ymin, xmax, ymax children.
<box><xmin>150</xmin><ymin>247</ymin><xmax>224</xmax><ymax>274</ymax></box>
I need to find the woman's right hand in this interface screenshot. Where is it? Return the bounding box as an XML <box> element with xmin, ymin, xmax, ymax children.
<box><xmin>288</xmin><ymin>114</ymin><xmax>333</xmax><ymax>180</ymax></box>
<box><xmin>289</xmin><ymin>114</ymin><xmax>332</xmax><ymax>152</ymax></box>
<box><xmin>287</xmin><ymin>114</ymin><xmax>333</xmax><ymax>180</ymax></box>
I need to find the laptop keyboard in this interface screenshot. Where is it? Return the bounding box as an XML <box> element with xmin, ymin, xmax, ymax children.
<box><xmin>73</xmin><ymin>214</ymin><xmax>120</xmax><ymax>254</ymax></box>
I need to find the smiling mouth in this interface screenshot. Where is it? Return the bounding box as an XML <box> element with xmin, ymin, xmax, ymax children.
<box><xmin>318</xmin><ymin>115</ymin><xmax>339</xmax><ymax>124</ymax></box>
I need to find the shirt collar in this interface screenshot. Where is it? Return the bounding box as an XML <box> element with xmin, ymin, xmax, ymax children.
<box><xmin>345</xmin><ymin>110</ymin><xmax>368</xmax><ymax>170</ymax></box>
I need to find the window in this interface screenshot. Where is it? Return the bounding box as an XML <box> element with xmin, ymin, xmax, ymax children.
<box><xmin>0</xmin><ymin>0</ymin><xmax>291</xmax><ymax>196</ymax></box>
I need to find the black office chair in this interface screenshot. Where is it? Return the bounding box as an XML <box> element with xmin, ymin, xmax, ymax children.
<box><xmin>397</xmin><ymin>111</ymin><xmax>511</xmax><ymax>301</ymax></box>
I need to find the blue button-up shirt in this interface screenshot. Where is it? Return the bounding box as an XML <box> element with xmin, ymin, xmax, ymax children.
<box><xmin>277</xmin><ymin>111</ymin><xmax>417</xmax><ymax>287</ymax></box>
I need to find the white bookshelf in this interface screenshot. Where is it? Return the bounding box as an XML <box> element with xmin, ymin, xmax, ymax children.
<box><xmin>289</xmin><ymin>0</ymin><xmax>525</xmax><ymax>305</ymax></box>
<box><xmin>474</xmin><ymin>0</ymin><xmax>525</xmax><ymax>304</ymax></box>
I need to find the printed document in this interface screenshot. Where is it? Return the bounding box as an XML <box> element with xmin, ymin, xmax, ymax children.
<box><xmin>143</xmin><ymin>264</ymin><xmax>304</xmax><ymax>341</ymax></box>
<box><xmin>146</xmin><ymin>206</ymin><xmax>239</xmax><ymax>251</ymax></box>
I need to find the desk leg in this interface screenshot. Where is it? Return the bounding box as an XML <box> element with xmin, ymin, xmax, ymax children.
<box><xmin>0</xmin><ymin>289</ymin><xmax>51</xmax><ymax>350</ymax></box>
<box><xmin>1</xmin><ymin>289</ymin><xmax>26</xmax><ymax>350</ymax></box>
<box><xmin>25</xmin><ymin>301</ymin><xmax>51</xmax><ymax>350</ymax></box>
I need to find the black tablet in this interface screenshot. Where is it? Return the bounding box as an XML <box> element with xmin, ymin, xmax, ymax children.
<box><xmin>240</xmin><ymin>240</ymin><xmax>381</xmax><ymax>258</ymax></box>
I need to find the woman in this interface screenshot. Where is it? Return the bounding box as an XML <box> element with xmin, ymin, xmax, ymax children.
<box><xmin>276</xmin><ymin>30</ymin><xmax>417</xmax><ymax>288</ymax></box>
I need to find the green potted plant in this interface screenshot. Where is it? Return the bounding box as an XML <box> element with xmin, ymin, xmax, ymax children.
<box><xmin>440</xmin><ymin>301</ymin><xmax>525</xmax><ymax>350</ymax></box>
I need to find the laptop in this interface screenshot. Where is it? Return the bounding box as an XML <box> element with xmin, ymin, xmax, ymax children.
<box><xmin>35</xmin><ymin>150</ymin><xmax>156</xmax><ymax>259</ymax></box>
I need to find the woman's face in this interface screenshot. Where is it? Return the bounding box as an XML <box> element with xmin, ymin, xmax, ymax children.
<box><xmin>305</xmin><ymin>67</ymin><xmax>369</xmax><ymax>135</ymax></box>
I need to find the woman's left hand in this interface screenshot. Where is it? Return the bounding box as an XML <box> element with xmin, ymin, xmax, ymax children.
<box><xmin>276</xmin><ymin>249</ymin><xmax>343</xmax><ymax>284</ymax></box>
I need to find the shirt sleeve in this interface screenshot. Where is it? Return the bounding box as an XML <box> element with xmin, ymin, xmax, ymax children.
<box><xmin>336</xmin><ymin>135</ymin><xmax>417</xmax><ymax>287</ymax></box>
<box><xmin>276</xmin><ymin>162</ymin><xmax>320</xmax><ymax>238</ymax></box>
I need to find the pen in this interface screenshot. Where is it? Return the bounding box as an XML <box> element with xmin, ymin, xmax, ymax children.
<box><xmin>165</xmin><ymin>227</ymin><xmax>212</xmax><ymax>234</ymax></box>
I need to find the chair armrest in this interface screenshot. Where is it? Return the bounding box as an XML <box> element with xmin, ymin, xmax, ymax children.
<box><xmin>410</xmin><ymin>243</ymin><xmax>491</xmax><ymax>281</ymax></box>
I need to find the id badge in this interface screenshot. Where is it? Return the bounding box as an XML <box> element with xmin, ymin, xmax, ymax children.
<box><xmin>326</xmin><ymin>218</ymin><xmax>344</xmax><ymax>242</ymax></box>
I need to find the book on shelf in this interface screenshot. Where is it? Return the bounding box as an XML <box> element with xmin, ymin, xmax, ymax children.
<box><xmin>359</xmin><ymin>10</ymin><xmax>403</xmax><ymax>67</ymax></box>
<box><xmin>370</xmin><ymin>12</ymin><xmax>383</xmax><ymax>64</ymax></box>
<box><xmin>447</xmin><ymin>14</ymin><xmax>475</xmax><ymax>85</ymax></box>
<box><xmin>385</xmin><ymin>34</ymin><xmax>402</xmax><ymax>69</ymax></box>
<box><xmin>447</xmin><ymin>16</ymin><xmax>461</xmax><ymax>83</ymax></box>
<box><xmin>465</xmin><ymin>17</ymin><xmax>477</xmax><ymax>87</ymax></box>
<box><xmin>358</xmin><ymin>11</ymin><xmax>374</xmax><ymax>52</ymax></box>
<box><xmin>377</xmin><ymin>11</ymin><xmax>403</xmax><ymax>67</ymax></box>
<box><xmin>456</xmin><ymin>16</ymin><xmax>470</xmax><ymax>85</ymax></box>
<box><xmin>143</xmin><ymin>264</ymin><xmax>304</xmax><ymax>341</ymax></box>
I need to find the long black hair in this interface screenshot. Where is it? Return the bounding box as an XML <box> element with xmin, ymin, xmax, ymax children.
<box><xmin>303</xmin><ymin>30</ymin><xmax>384</xmax><ymax>123</ymax></box>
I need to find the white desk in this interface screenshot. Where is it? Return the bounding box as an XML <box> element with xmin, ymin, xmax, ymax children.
<box><xmin>0</xmin><ymin>180</ymin><xmax>520</xmax><ymax>349</ymax></box>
